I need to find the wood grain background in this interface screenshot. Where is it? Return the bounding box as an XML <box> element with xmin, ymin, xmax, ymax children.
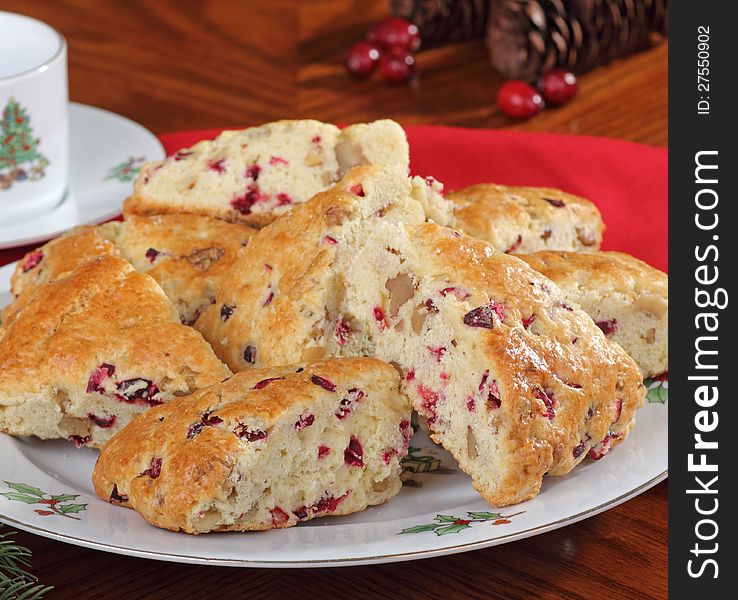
<box><xmin>1</xmin><ymin>1</ymin><xmax>668</xmax><ymax>598</ymax></box>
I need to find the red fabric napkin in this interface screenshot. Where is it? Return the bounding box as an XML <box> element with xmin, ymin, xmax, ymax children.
<box><xmin>1</xmin><ymin>127</ymin><xmax>667</xmax><ymax>273</ymax></box>
<box><xmin>159</xmin><ymin>126</ymin><xmax>668</xmax><ymax>272</ymax></box>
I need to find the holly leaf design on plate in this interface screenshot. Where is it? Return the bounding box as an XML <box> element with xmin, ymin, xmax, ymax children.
<box><xmin>58</xmin><ymin>503</ymin><xmax>87</xmax><ymax>515</ymax></box>
<box><xmin>435</xmin><ymin>523</ymin><xmax>473</xmax><ymax>535</ymax></box>
<box><xmin>50</xmin><ymin>494</ymin><xmax>79</xmax><ymax>502</ymax></box>
<box><xmin>0</xmin><ymin>492</ymin><xmax>41</xmax><ymax>504</ymax></box>
<box><xmin>400</xmin><ymin>511</ymin><xmax>525</xmax><ymax>535</ymax></box>
<box><xmin>400</xmin><ymin>523</ymin><xmax>443</xmax><ymax>534</ymax></box>
<box><xmin>3</xmin><ymin>482</ymin><xmax>44</xmax><ymax>497</ymax></box>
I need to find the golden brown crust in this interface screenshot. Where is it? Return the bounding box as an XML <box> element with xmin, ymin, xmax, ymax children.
<box><xmin>0</xmin><ymin>255</ymin><xmax>231</xmax><ymax>446</ymax></box>
<box><xmin>93</xmin><ymin>357</ymin><xmax>403</xmax><ymax>532</ymax></box>
<box><xmin>447</xmin><ymin>183</ymin><xmax>604</xmax><ymax>253</ymax></box>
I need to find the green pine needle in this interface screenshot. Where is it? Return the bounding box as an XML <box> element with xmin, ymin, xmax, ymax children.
<box><xmin>0</xmin><ymin>526</ymin><xmax>52</xmax><ymax>600</ymax></box>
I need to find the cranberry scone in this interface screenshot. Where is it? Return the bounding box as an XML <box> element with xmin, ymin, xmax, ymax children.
<box><xmin>446</xmin><ymin>183</ymin><xmax>604</xmax><ymax>254</ymax></box>
<box><xmin>10</xmin><ymin>215</ymin><xmax>256</xmax><ymax>325</ymax></box>
<box><xmin>0</xmin><ymin>255</ymin><xmax>231</xmax><ymax>448</ymax></box>
<box><xmin>92</xmin><ymin>357</ymin><xmax>412</xmax><ymax>533</ymax></box>
<box><xmin>124</xmin><ymin>119</ymin><xmax>410</xmax><ymax>227</ymax></box>
<box><xmin>518</xmin><ymin>251</ymin><xmax>668</xmax><ymax>377</ymax></box>
<box><xmin>196</xmin><ymin>165</ymin><xmax>645</xmax><ymax>506</ymax></box>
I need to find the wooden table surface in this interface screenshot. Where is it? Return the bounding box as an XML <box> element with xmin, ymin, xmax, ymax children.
<box><xmin>1</xmin><ymin>1</ymin><xmax>668</xmax><ymax>598</ymax></box>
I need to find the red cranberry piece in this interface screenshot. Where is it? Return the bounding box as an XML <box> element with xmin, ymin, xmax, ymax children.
<box><xmin>109</xmin><ymin>484</ymin><xmax>128</xmax><ymax>505</ymax></box>
<box><xmin>207</xmin><ymin>158</ymin><xmax>227</xmax><ymax>173</ymax></box>
<box><xmin>466</xmin><ymin>396</ymin><xmax>476</xmax><ymax>412</ymax></box>
<box><xmin>233</xmin><ymin>423</ymin><xmax>268</xmax><ymax>442</ymax></box>
<box><xmin>69</xmin><ymin>435</ymin><xmax>91</xmax><ymax>448</ymax></box>
<box><xmin>86</xmin><ymin>363</ymin><xmax>115</xmax><ymax>393</ymax></box>
<box><xmin>573</xmin><ymin>441</ymin><xmax>586</xmax><ymax>458</ymax></box>
<box><xmin>311</xmin><ymin>375</ymin><xmax>337</xmax><ymax>392</ymax></box>
<box><xmin>311</xmin><ymin>135</ymin><xmax>321</xmax><ymax>144</ymax></box>
<box><xmin>522</xmin><ymin>314</ymin><xmax>536</xmax><ymax>329</ymax></box>
<box><xmin>244</xmin><ymin>345</ymin><xmax>257</xmax><ymax>364</ymax></box>
<box><xmin>534</xmin><ymin>388</ymin><xmax>556</xmax><ymax>419</ymax></box>
<box><xmin>21</xmin><ymin>250</ymin><xmax>44</xmax><ymax>273</ymax></box>
<box><xmin>116</xmin><ymin>379</ymin><xmax>160</xmax><ymax>406</ymax></box>
<box><xmin>143</xmin><ymin>457</ymin><xmax>162</xmax><ymax>479</ymax></box>
<box><xmin>425</xmin><ymin>298</ymin><xmax>439</xmax><ymax>313</ymax></box>
<box><xmin>417</xmin><ymin>384</ymin><xmax>440</xmax><ymax>424</ymax></box>
<box><xmin>440</xmin><ymin>287</ymin><xmax>470</xmax><ymax>301</ymax></box>
<box><xmin>383</xmin><ymin>449</ymin><xmax>398</xmax><ymax>464</ymax></box>
<box><xmin>497</xmin><ymin>81</ymin><xmax>544</xmax><ymax>119</ymax></box>
<box><xmin>367</xmin><ymin>17</ymin><xmax>420</xmax><ymax>51</ymax></box>
<box><xmin>201</xmin><ymin>412</ymin><xmax>223</xmax><ymax>426</ymax></box>
<box><xmin>145</xmin><ymin>248</ymin><xmax>160</xmax><ymax>263</ymax></box>
<box><xmin>187</xmin><ymin>422</ymin><xmax>204</xmax><ymax>439</ymax></box>
<box><xmin>220</xmin><ymin>304</ymin><xmax>236</xmax><ymax>321</ymax></box>
<box><xmin>405</xmin><ymin>369</ymin><xmax>415</xmax><ymax>381</ymax></box>
<box><xmin>253</xmin><ymin>377</ymin><xmax>284</xmax><ymax>390</ymax></box>
<box><xmin>379</xmin><ymin>47</ymin><xmax>415</xmax><ymax>84</ymax></box>
<box><xmin>335</xmin><ymin>319</ymin><xmax>351</xmax><ymax>345</ymax></box>
<box><xmin>276</xmin><ymin>192</ymin><xmax>293</xmax><ymax>206</ymax></box>
<box><xmin>478</xmin><ymin>370</ymin><xmax>490</xmax><ymax>391</ymax></box>
<box><xmin>588</xmin><ymin>436</ymin><xmax>613</xmax><ymax>460</ymax></box>
<box><xmin>400</xmin><ymin>419</ymin><xmax>413</xmax><ymax>448</ymax></box>
<box><xmin>349</xmin><ymin>183</ymin><xmax>365</xmax><ymax>197</ymax></box>
<box><xmin>373</xmin><ymin>307</ymin><xmax>389</xmax><ymax>331</ymax></box>
<box><xmin>487</xmin><ymin>380</ymin><xmax>501</xmax><ymax>410</ymax></box>
<box><xmin>428</xmin><ymin>346</ymin><xmax>446</xmax><ymax>363</ymax></box>
<box><xmin>270</xmin><ymin>506</ymin><xmax>290</xmax><ymax>527</ymax></box>
<box><xmin>173</xmin><ymin>150</ymin><xmax>193</xmax><ymax>161</ymax></box>
<box><xmin>263</xmin><ymin>289</ymin><xmax>275</xmax><ymax>307</ymax></box>
<box><xmin>323</xmin><ymin>235</ymin><xmax>338</xmax><ymax>245</ymax></box>
<box><xmin>269</xmin><ymin>156</ymin><xmax>288</xmax><ymax>166</ymax></box>
<box><xmin>88</xmin><ymin>413</ymin><xmax>117</xmax><ymax>428</ymax></box>
<box><xmin>245</xmin><ymin>164</ymin><xmax>261</xmax><ymax>180</ymax></box>
<box><xmin>345</xmin><ymin>41</ymin><xmax>380</xmax><ymax>78</ymax></box>
<box><xmin>344</xmin><ymin>435</ymin><xmax>364</xmax><ymax>467</ymax></box>
<box><xmin>596</xmin><ymin>319</ymin><xmax>619</xmax><ymax>336</ymax></box>
<box><xmin>613</xmin><ymin>399</ymin><xmax>623</xmax><ymax>422</ymax></box>
<box><xmin>318</xmin><ymin>445</ymin><xmax>331</xmax><ymax>460</ymax></box>
<box><xmin>295</xmin><ymin>413</ymin><xmax>315</xmax><ymax>430</ymax></box>
<box><xmin>231</xmin><ymin>185</ymin><xmax>266</xmax><ymax>215</ymax></box>
<box><xmin>314</xmin><ymin>492</ymin><xmax>349</xmax><ymax>513</ymax></box>
<box><xmin>540</xmin><ymin>70</ymin><xmax>578</xmax><ymax>106</ymax></box>
<box><xmin>463</xmin><ymin>305</ymin><xmax>496</xmax><ymax>329</ymax></box>
<box><xmin>543</xmin><ymin>197</ymin><xmax>566</xmax><ymax>208</ymax></box>
<box><xmin>335</xmin><ymin>388</ymin><xmax>364</xmax><ymax>419</ymax></box>
<box><xmin>505</xmin><ymin>235</ymin><xmax>523</xmax><ymax>253</ymax></box>
<box><xmin>560</xmin><ymin>303</ymin><xmax>574</xmax><ymax>312</ymax></box>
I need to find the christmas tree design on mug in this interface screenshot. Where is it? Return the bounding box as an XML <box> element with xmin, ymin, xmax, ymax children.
<box><xmin>0</xmin><ymin>97</ymin><xmax>49</xmax><ymax>191</ymax></box>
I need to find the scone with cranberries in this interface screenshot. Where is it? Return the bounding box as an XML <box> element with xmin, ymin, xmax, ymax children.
<box><xmin>518</xmin><ymin>251</ymin><xmax>668</xmax><ymax>377</ymax></box>
<box><xmin>93</xmin><ymin>358</ymin><xmax>412</xmax><ymax>533</ymax></box>
<box><xmin>196</xmin><ymin>165</ymin><xmax>645</xmax><ymax>506</ymax></box>
<box><xmin>124</xmin><ymin>119</ymin><xmax>410</xmax><ymax>227</ymax></box>
<box><xmin>10</xmin><ymin>214</ymin><xmax>257</xmax><ymax>325</ymax></box>
<box><xmin>0</xmin><ymin>255</ymin><xmax>231</xmax><ymax>448</ymax></box>
<box><xmin>446</xmin><ymin>183</ymin><xmax>604</xmax><ymax>254</ymax></box>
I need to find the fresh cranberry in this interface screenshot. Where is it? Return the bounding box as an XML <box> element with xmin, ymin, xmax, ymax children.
<box><xmin>367</xmin><ymin>17</ymin><xmax>420</xmax><ymax>51</ymax></box>
<box><xmin>345</xmin><ymin>41</ymin><xmax>380</xmax><ymax>78</ymax></box>
<box><xmin>335</xmin><ymin>319</ymin><xmax>351</xmax><ymax>345</ymax></box>
<box><xmin>109</xmin><ymin>484</ymin><xmax>128</xmax><ymax>504</ymax></box>
<box><xmin>263</xmin><ymin>289</ymin><xmax>275</xmax><ymax>307</ymax></box>
<box><xmin>310</xmin><ymin>375</ymin><xmax>337</xmax><ymax>392</ymax></box>
<box><xmin>344</xmin><ymin>436</ymin><xmax>364</xmax><ymax>467</ymax></box>
<box><xmin>588</xmin><ymin>435</ymin><xmax>615</xmax><ymax>460</ymax></box>
<box><xmin>373</xmin><ymin>307</ymin><xmax>389</xmax><ymax>331</ymax></box>
<box><xmin>505</xmin><ymin>235</ymin><xmax>523</xmax><ymax>253</ymax></box>
<box><xmin>323</xmin><ymin>235</ymin><xmax>338</xmax><ymax>245</ymax></box>
<box><xmin>335</xmin><ymin>388</ymin><xmax>364</xmax><ymax>419</ymax></box>
<box><xmin>295</xmin><ymin>413</ymin><xmax>315</xmax><ymax>430</ymax></box>
<box><xmin>440</xmin><ymin>287</ymin><xmax>470</xmax><ymax>301</ymax></box>
<box><xmin>543</xmin><ymin>197</ymin><xmax>566</xmax><ymax>208</ymax></box>
<box><xmin>21</xmin><ymin>250</ymin><xmax>44</xmax><ymax>272</ymax></box>
<box><xmin>173</xmin><ymin>150</ymin><xmax>193</xmax><ymax>161</ymax></box>
<box><xmin>497</xmin><ymin>81</ymin><xmax>544</xmax><ymax>119</ymax></box>
<box><xmin>540</xmin><ymin>70</ymin><xmax>578</xmax><ymax>105</ymax></box>
<box><xmin>534</xmin><ymin>388</ymin><xmax>555</xmax><ymax>419</ymax></box>
<box><xmin>463</xmin><ymin>305</ymin><xmax>495</xmax><ymax>329</ymax></box>
<box><xmin>145</xmin><ymin>248</ymin><xmax>160</xmax><ymax>263</ymax></box>
<box><xmin>253</xmin><ymin>377</ymin><xmax>284</xmax><ymax>390</ymax></box>
<box><xmin>245</xmin><ymin>164</ymin><xmax>261</xmax><ymax>180</ymax></box>
<box><xmin>379</xmin><ymin>47</ymin><xmax>415</xmax><ymax>84</ymax></box>
<box><xmin>269</xmin><ymin>156</ymin><xmax>288</xmax><ymax>166</ymax></box>
<box><xmin>350</xmin><ymin>183</ymin><xmax>365</xmax><ymax>196</ymax></box>
<box><xmin>243</xmin><ymin>345</ymin><xmax>257</xmax><ymax>364</ymax></box>
<box><xmin>201</xmin><ymin>412</ymin><xmax>223</xmax><ymax>426</ymax></box>
<box><xmin>596</xmin><ymin>319</ymin><xmax>619</xmax><ymax>336</ymax></box>
<box><xmin>318</xmin><ymin>445</ymin><xmax>331</xmax><ymax>459</ymax></box>
<box><xmin>220</xmin><ymin>304</ymin><xmax>236</xmax><ymax>321</ymax></box>
<box><xmin>276</xmin><ymin>192</ymin><xmax>293</xmax><ymax>206</ymax></box>
<box><xmin>487</xmin><ymin>380</ymin><xmax>501</xmax><ymax>410</ymax></box>
<box><xmin>383</xmin><ymin>449</ymin><xmax>398</xmax><ymax>464</ymax></box>
<box><xmin>207</xmin><ymin>158</ymin><xmax>227</xmax><ymax>173</ymax></box>
<box><xmin>522</xmin><ymin>314</ymin><xmax>536</xmax><ymax>329</ymax></box>
<box><xmin>295</xmin><ymin>492</ymin><xmax>350</xmax><ymax>520</ymax></box>
<box><xmin>425</xmin><ymin>298</ymin><xmax>439</xmax><ymax>313</ymax></box>
<box><xmin>143</xmin><ymin>457</ymin><xmax>162</xmax><ymax>479</ymax></box>
<box><xmin>69</xmin><ymin>435</ymin><xmax>91</xmax><ymax>448</ymax></box>
<box><xmin>405</xmin><ymin>369</ymin><xmax>415</xmax><ymax>381</ymax></box>
<box><xmin>231</xmin><ymin>185</ymin><xmax>267</xmax><ymax>215</ymax></box>
<box><xmin>86</xmin><ymin>363</ymin><xmax>115</xmax><ymax>393</ymax></box>
<box><xmin>270</xmin><ymin>506</ymin><xmax>290</xmax><ymax>527</ymax></box>
<box><xmin>417</xmin><ymin>384</ymin><xmax>439</xmax><ymax>424</ymax></box>
<box><xmin>116</xmin><ymin>379</ymin><xmax>160</xmax><ymax>406</ymax></box>
<box><xmin>466</xmin><ymin>396</ymin><xmax>476</xmax><ymax>412</ymax></box>
<box><xmin>311</xmin><ymin>135</ymin><xmax>321</xmax><ymax>144</ymax></box>
<box><xmin>428</xmin><ymin>346</ymin><xmax>446</xmax><ymax>363</ymax></box>
<box><xmin>233</xmin><ymin>423</ymin><xmax>268</xmax><ymax>442</ymax></box>
<box><xmin>88</xmin><ymin>413</ymin><xmax>117</xmax><ymax>428</ymax></box>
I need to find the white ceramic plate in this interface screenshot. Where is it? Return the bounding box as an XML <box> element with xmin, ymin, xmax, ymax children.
<box><xmin>0</xmin><ymin>103</ymin><xmax>164</xmax><ymax>249</ymax></box>
<box><xmin>0</xmin><ymin>261</ymin><xmax>668</xmax><ymax>567</ymax></box>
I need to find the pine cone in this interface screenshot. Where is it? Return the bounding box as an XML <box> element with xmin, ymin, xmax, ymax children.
<box><xmin>391</xmin><ymin>0</ymin><xmax>491</xmax><ymax>47</ymax></box>
<box><xmin>488</xmin><ymin>0</ymin><xmax>667</xmax><ymax>81</ymax></box>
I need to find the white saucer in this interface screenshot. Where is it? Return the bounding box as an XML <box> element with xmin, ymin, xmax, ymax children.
<box><xmin>0</xmin><ymin>103</ymin><xmax>164</xmax><ymax>250</ymax></box>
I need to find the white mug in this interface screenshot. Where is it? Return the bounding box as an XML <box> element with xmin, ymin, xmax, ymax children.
<box><xmin>0</xmin><ymin>11</ymin><xmax>68</xmax><ymax>225</ymax></box>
